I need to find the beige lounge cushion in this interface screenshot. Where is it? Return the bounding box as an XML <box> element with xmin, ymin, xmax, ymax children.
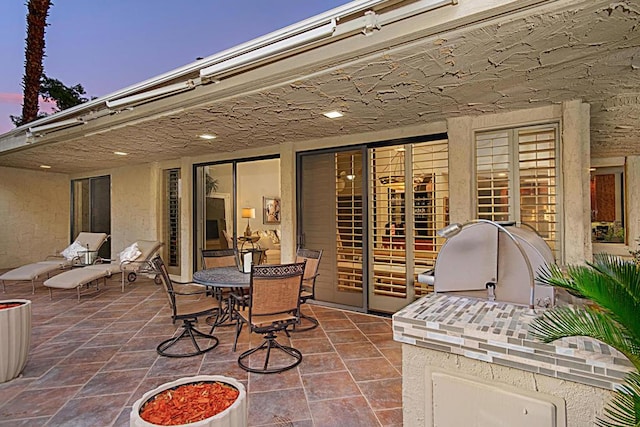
<box><xmin>44</xmin><ymin>264</ymin><xmax>118</xmax><ymax>289</ymax></box>
<box><xmin>75</xmin><ymin>232</ymin><xmax>109</xmax><ymax>251</ymax></box>
<box><xmin>0</xmin><ymin>260</ymin><xmax>71</xmax><ymax>281</ymax></box>
<box><xmin>136</xmin><ymin>240</ymin><xmax>162</xmax><ymax>258</ymax></box>
<box><xmin>120</xmin><ymin>240</ymin><xmax>162</xmax><ymax>271</ymax></box>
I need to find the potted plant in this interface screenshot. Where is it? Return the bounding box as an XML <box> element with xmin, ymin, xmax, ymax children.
<box><xmin>130</xmin><ymin>375</ymin><xmax>247</xmax><ymax>427</ymax></box>
<box><xmin>530</xmin><ymin>254</ymin><xmax>640</xmax><ymax>426</ymax></box>
<box><xmin>0</xmin><ymin>299</ymin><xmax>31</xmax><ymax>383</ymax></box>
<box><xmin>205</xmin><ymin>174</ymin><xmax>218</xmax><ymax>196</ymax></box>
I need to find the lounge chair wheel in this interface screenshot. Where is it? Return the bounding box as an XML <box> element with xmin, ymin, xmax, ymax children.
<box><xmin>127</xmin><ymin>272</ymin><xmax>137</xmax><ymax>283</ymax></box>
<box><xmin>154</xmin><ymin>275</ymin><xmax>162</xmax><ymax>285</ymax></box>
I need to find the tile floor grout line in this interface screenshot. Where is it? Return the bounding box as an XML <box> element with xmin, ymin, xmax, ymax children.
<box><xmin>0</xmin><ymin>274</ymin><xmax>402</xmax><ymax>426</ymax></box>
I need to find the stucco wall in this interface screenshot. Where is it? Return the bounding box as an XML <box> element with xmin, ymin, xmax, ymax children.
<box><xmin>403</xmin><ymin>344</ymin><xmax>613</xmax><ymax>427</ymax></box>
<box><xmin>627</xmin><ymin>156</ymin><xmax>640</xmax><ymax>251</ymax></box>
<box><xmin>109</xmin><ymin>164</ymin><xmax>159</xmax><ymax>258</ymax></box>
<box><xmin>0</xmin><ymin>166</ymin><xmax>69</xmax><ymax>268</ymax></box>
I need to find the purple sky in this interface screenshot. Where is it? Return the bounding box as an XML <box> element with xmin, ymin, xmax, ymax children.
<box><xmin>0</xmin><ymin>0</ymin><xmax>350</xmax><ymax>134</ymax></box>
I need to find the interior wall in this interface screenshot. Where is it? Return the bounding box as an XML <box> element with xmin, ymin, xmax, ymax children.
<box><xmin>0</xmin><ymin>166</ymin><xmax>70</xmax><ymax>268</ymax></box>
<box><xmin>236</xmin><ymin>158</ymin><xmax>281</xmax><ymax>235</ymax></box>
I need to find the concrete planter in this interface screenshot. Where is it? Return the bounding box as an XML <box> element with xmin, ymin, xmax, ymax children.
<box><xmin>0</xmin><ymin>299</ymin><xmax>31</xmax><ymax>383</ymax></box>
<box><xmin>130</xmin><ymin>375</ymin><xmax>247</xmax><ymax>427</ymax></box>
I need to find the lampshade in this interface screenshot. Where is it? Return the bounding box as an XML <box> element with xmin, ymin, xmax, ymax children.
<box><xmin>241</xmin><ymin>208</ymin><xmax>255</xmax><ymax>219</ymax></box>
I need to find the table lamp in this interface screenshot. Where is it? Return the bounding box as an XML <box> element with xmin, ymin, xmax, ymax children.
<box><xmin>242</xmin><ymin>207</ymin><xmax>255</xmax><ymax>237</ymax></box>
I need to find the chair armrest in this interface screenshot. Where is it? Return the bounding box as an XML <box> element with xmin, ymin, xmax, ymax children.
<box><xmin>229</xmin><ymin>291</ymin><xmax>250</xmax><ymax>309</ymax></box>
<box><xmin>173</xmin><ymin>282</ymin><xmax>208</xmax><ymax>296</ymax></box>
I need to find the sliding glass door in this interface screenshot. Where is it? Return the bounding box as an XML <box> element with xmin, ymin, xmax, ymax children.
<box><xmin>71</xmin><ymin>175</ymin><xmax>111</xmax><ymax>260</ymax></box>
<box><xmin>297</xmin><ymin>135</ymin><xmax>448</xmax><ymax>314</ymax></box>
<box><xmin>194</xmin><ymin>157</ymin><xmax>281</xmax><ymax>272</ymax></box>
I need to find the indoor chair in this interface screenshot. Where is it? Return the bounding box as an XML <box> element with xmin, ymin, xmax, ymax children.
<box><xmin>152</xmin><ymin>256</ymin><xmax>219</xmax><ymax>358</ymax></box>
<box><xmin>291</xmin><ymin>248</ymin><xmax>323</xmax><ymax>332</ymax></box>
<box><xmin>230</xmin><ymin>261</ymin><xmax>306</xmax><ymax>373</ymax></box>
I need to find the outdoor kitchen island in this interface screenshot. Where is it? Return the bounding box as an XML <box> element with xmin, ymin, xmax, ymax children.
<box><xmin>393</xmin><ymin>293</ymin><xmax>632</xmax><ymax>427</ymax></box>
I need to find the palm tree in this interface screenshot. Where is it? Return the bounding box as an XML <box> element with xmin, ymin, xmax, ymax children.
<box><xmin>20</xmin><ymin>0</ymin><xmax>52</xmax><ymax>125</ymax></box>
<box><xmin>530</xmin><ymin>254</ymin><xmax>640</xmax><ymax>426</ymax></box>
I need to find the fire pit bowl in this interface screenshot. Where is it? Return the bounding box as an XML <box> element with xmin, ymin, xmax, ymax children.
<box><xmin>130</xmin><ymin>375</ymin><xmax>247</xmax><ymax>427</ymax></box>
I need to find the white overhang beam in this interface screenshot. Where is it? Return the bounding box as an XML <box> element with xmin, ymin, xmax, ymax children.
<box><xmin>105</xmin><ymin>80</ymin><xmax>197</xmax><ymax>110</ymax></box>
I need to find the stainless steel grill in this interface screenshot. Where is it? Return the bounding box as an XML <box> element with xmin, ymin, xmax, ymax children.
<box><xmin>418</xmin><ymin>221</ymin><xmax>555</xmax><ymax>307</ymax></box>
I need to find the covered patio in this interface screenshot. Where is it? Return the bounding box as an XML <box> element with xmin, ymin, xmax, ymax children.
<box><xmin>0</xmin><ymin>275</ymin><xmax>401</xmax><ymax>426</ymax></box>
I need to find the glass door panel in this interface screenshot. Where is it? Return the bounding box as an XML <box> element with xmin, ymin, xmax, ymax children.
<box><xmin>412</xmin><ymin>140</ymin><xmax>448</xmax><ymax>297</ymax></box>
<box><xmin>369</xmin><ymin>146</ymin><xmax>410</xmax><ymax>312</ymax></box>
<box><xmin>195</xmin><ymin>163</ymin><xmax>233</xmax><ymax>271</ymax></box>
<box><xmin>369</xmin><ymin>139</ymin><xmax>449</xmax><ymax>312</ymax></box>
<box><xmin>299</xmin><ymin>150</ymin><xmax>364</xmax><ymax>310</ymax></box>
<box><xmin>71</xmin><ymin>175</ymin><xmax>111</xmax><ymax>260</ymax></box>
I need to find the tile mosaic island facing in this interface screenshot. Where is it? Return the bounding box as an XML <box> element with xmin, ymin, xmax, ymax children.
<box><xmin>393</xmin><ymin>293</ymin><xmax>632</xmax><ymax>427</ymax></box>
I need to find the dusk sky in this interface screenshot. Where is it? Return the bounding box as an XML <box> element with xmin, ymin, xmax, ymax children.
<box><xmin>0</xmin><ymin>0</ymin><xmax>350</xmax><ymax>134</ymax></box>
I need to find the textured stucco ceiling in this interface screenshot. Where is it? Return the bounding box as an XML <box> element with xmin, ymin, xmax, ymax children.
<box><xmin>0</xmin><ymin>0</ymin><xmax>638</xmax><ymax>174</ymax></box>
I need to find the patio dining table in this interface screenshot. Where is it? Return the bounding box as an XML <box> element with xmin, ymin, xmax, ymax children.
<box><xmin>192</xmin><ymin>266</ymin><xmax>250</xmax><ymax>328</ymax></box>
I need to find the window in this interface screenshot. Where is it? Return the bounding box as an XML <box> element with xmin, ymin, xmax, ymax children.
<box><xmin>163</xmin><ymin>169</ymin><xmax>181</xmax><ymax>271</ymax></box>
<box><xmin>590</xmin><ymin>166</ymin><xmax>625</xmax><ymax>244</ymax></box>
<box><xmin>476</xmin><ymin>124</ymin><xmax>560</xmax><ymax>257</ymax></box>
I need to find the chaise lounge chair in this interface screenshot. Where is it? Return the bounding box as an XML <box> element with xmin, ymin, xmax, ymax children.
<box><xmin>0</xmin><ymin>232</ymin><xmax>109</xmax><ymax>294</ymax></box>
<box><xmin>43</xmin><ymin>240</ymin><xmax>163</xmax><ymax>300</ymax></box>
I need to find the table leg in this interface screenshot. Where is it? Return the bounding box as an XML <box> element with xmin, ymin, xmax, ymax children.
<box><xmin>206</xmin><ymin>286</ymin><xmax>236</xmax><ymax>332</ymax></box>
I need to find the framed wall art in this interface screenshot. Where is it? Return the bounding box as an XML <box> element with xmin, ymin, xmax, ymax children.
<box><xmin>263</xmin><ymin>196</ymin><xmax>281</xmax><ymax>224</ymax></box>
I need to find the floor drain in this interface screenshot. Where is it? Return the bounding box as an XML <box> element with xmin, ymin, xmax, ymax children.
<box><xmin>273</xmin><ymin>415</ymin><xmax>294</xmax><ymax>426</ymax></box>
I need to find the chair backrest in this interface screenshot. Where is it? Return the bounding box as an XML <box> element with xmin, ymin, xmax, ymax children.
<box><xmin>295</xmin><ymin>248</ymin><xmax>323</xmax><ymax>291</ymax></box>
<box><xmin>75</xmin><ymin>232</ymin><xmax>109</xmax><ymax>251</ymax></box>
<box><xmin>201</xmin><ymin>249</ymin><xmax>238</xmax><ymax>269</ymax></box>
<box><xmin>150</xmin><ymin>256</ymin><xmax>176</xmax><ymax>314</ymax></box>
<box><xmin>249</xmin><ymin>262</ymin><xmax>306</xmax><ymax>319</ymax></box>
<box><xmin>221</xmin><ymin>230</ymin><xmax>233</xmax><ymax>249</ymax></box>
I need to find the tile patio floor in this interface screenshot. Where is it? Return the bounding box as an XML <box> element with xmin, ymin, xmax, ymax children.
<box><xmin>0</xmin><ymin>273</ymin><xmax>402</xmax><ymax>426</ymax></box>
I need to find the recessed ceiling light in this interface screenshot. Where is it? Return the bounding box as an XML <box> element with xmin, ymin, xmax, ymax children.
<box><xmin>198</xmin><ymin>134</ymin><xmax>217</xmax><ymax>140</ymax></box>
<box><xmin>40</xmin><ymin>165</ymin><xmax>51</xmax><ymax>169</ymax></box>
<box><xmin>322</xmin><ymin>111</ymin><xmax>343</xmax><ymax>119</ymax></box>
<box><xmin>114</xmin><ymin>151</ymin><xmax>128</xmax><ymax>156</ymax></box>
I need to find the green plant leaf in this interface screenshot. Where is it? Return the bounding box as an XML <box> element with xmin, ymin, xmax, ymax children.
<box><xmin>530</xmin><ymin>306</ymin><xmax>640</xmax><ymax>370</ymax></box>
<box><xmin>537</xmin><ymin>255</ymin><xmax>640</xmax><ymax>349</ymax></box>
<box><xmin>596</xmin><ymin>371</ymin><xmax>640</xmax><ymax>427</ymax></box>
<box><xmin>533</xmin><ymin>256</ymin><xmax>640</xmax><ymax>426</ymax></box>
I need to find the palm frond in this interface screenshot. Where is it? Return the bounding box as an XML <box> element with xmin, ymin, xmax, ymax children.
<box><xmin>535</xmin><ymin>256</ymin><xmax>640</xmax><ymax>426</ymax></box>
<box><xmin>596</xmin><ymin>371</ymin><xmax>640</xmax><ymax>427</ymax></box>
<box><xmin>590</xmin><ymin>253</ymin><xmax>640</xmax><ymax>308</ymax></box>
<box><xmin>537</xmin><ymin>257</ymin><xmax>640</xmax><ymax>344</ymax></box>
<box><xmin>529</xmin><ymin>306</ymin><xmax>640</xmax><ymax>370</ymax></box>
